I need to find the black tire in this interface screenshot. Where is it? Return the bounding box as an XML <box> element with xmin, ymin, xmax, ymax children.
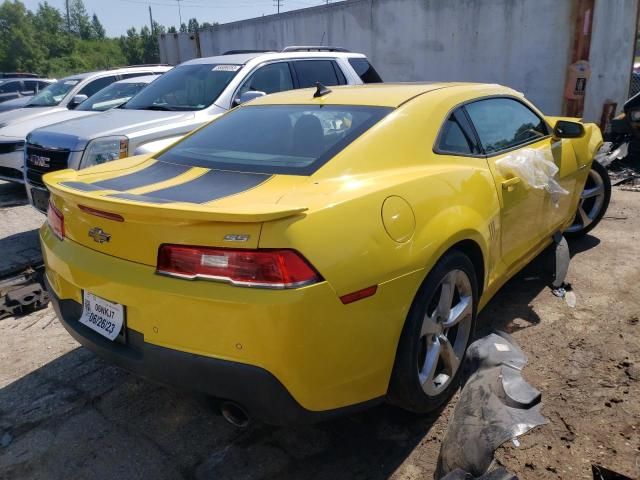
<box><xmin>387</xmin><ymin>250</ymin><xmax>478</xmax><ymax>414</ymax></box>
<box><xmin>564</xmin><ymin>160</ymin><xmax>611</xmax><ymax>238</ymax></box>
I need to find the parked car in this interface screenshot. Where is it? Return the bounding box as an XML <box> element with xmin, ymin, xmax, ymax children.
<box><xmin>25</xmin><ymin>47</ymin><xmax>381</xmax><ymax>211</ymax></box>
<box><xmin>40</xmin><ymin>83</ymin><xmax>608</xmax><ymax>425</ymax></box>
<box><xmin>0</xmin><ymin>78</ymin><xmax>55</xmax><ymax>104</ymax></box>
<box><xmin>0</xmin><ymin>66</ymin><xmax>171</xmax><ymax>183</ymax></box>
<box><xmin>0</xmin><ymin>72</ymin><xmax>40</xmax><ymax>78</ymax></box>
<box><xmin>0</xmin><ymin>96</ymin><xmax>36</xmax><ymax>112</ymax></box>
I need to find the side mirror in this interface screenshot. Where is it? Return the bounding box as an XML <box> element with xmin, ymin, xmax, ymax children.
<box><xmin>233</xmin><ymin>90</ymin><xmax>266</xmax><ymax>106</ymax></box>
<box><xmin>68</xmin><ymin>94</ymin><xmax>88</xmax><ymax>109</ymax></box>
<box><xmin>553</xmin><ymin>120</ymin><xmax>585</xmax><ymax>139</ymax></box>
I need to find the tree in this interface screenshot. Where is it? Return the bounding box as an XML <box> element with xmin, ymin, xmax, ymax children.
<box><xmin>0</xmin><ymin>1</ymin><xmax>46</xmax><ymax>73</ymax></box>
<box><xmin>119</xmin><ymin>27</ymin><xmax>143</xmax><ymax>65</ymax></box>
<box><xmin>187</xmin><ymin>17</ymin><xmax>199</xmax><ymax>33</ymax></box>
<box><xmin>140</xmin><ymin>25</ymin><xmax>159</xmax><ymax>64</ymax></box>
<box><xmin>69</xmin><ymin>0</ymin><xmax>92</xmax><ymax>39</ymax></box>
<box><xmin>167</xmin><ymin>25</ymin><xmax>177</xmax><ymax>33</ymax></box>
<box><xmin>179</xmin><ymin>22</ymin><xmax>187</xmax><ymax>33</ymax></box>
<box><xmin>91</xmin><ymin>13</ymin><xmax>105</xmax><ymax>39</ymax></box>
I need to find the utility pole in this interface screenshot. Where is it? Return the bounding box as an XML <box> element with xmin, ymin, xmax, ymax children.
<box><xmin>177</xmin><ymin>0</ymin><xmax>183</xmax><ymax>26</ymax></box>
<box><xmin>274</xmin><ymin>0</ymin><xmax>283</xmax><ymax>14</ymax></box>
<box><xmin>149</xmin><ymin>5</ymin><xmax>154</xmax><ymax>35</ymax></box>
<box><xmin>65</xmin><ymin>0</ymin><xmax>70</xmax><ymax>32</ymax></box>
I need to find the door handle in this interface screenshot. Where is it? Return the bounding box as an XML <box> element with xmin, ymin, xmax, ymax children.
<box><xmin>501</xmin><ymin>177</ymin><xmax>521</xmax><ymax>192</ymax></box>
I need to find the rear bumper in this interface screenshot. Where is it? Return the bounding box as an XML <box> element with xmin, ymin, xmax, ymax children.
<box><xmin>47</xmin><ymin>280</ymin><xmax>378</xmax><ymax>425</ymax></box>
<box><xmin>40</xmin><ymin>224</ymin><xmax>416</xmax><ymax>419</ymax></box>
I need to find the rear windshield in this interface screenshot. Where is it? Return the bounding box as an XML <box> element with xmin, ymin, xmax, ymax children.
<box><xmin>124</xmin><ymin>64</ymin><xmax>241</xmax><ymax>111</ymax></box>
<box><xmin>157</xmin><ymin>104</ymin><xmax>392</xmax><ymax>175</ymax></box>
<box><xmin>77</xmin><ymin>81</ymin><xmax>152</xmax><ymax>111</ymax></box>
<box><xmin>348</xmin><ymin>58</ymin><xmax>383</xmax><ymax>83</ymax></box>
<box><xmin>26</xmin><ymin>78</ymin><xmax>80</xmax><ymax>107</ymax></box>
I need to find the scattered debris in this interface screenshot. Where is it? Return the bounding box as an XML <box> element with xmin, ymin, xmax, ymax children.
<box><xmin>0</xmin><ymin>265</ymin><xmax>49</xmax><ymax>319</ymax></box>
<box><xmin>591</xmin><ymin>464</ymin><xmax>634</xmax><ymax>480</ymax></box>
<box><xmin>435</xmin><ymin>332</ymin><xmax>548</xmax><ymax>478</ymax></box>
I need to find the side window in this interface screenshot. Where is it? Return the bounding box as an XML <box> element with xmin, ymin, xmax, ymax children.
<box><xmin>238</xmin><ymin>62</ymin><xmax>294</xmax><ymax>96</ymax></box>
<box><xmin>437</xmin><ymin>111</ymin><xmax>479</xmax><ymax>155</ymax></box>
<box><xmin>293</xmin><ymin>60</ymin><xmax>342</xmax><ymax>88</ymax></box>
<box><xmin>37</xmin><ymin>81</ymin><xmax>50</xmax><ymax>90</ymax></box>
<box><xmin>465</xmin><ymin>98</ymin><xmax>549</xmax><ymax>154</ymax></box>
<box><xmin>0</xmin><ymin>81</ymin><xmax>21</xmax><ymax>94</ymax></box>
<box><xmin>78</xmin><ymin>75</ymin><xmax>118</xmax><ymax>98</ymax></box>
<box><xmin>348</xmin><ymin>58</ymin><xmax>383</xmax><ymax>83</ymax></box>
<box><xmin>23</xmin><ymin>80</ymin><xmax>38</xmax><ymax>93</ymax></box>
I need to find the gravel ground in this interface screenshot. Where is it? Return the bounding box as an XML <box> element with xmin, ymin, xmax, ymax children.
<box><xmin>0</xmin><ymin>180</ymin><xmax>638</xmax><ymax>480</ymax></box>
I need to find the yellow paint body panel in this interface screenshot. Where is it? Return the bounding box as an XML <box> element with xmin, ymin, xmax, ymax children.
<box><xmin>41</xmin><ymin>83</ymin><xmax>602</xmax><ymax>412</ymax></box>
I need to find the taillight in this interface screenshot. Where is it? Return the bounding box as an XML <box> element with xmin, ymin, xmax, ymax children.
<box><xmin>157</xmin><ymin>245</ymin><xmax>322</xmax><ymax>289</ymax></box>
<box><xmin>47</xmin><ymin>200</ymin><xmax>64</xmax><ymax>240</ymax></box>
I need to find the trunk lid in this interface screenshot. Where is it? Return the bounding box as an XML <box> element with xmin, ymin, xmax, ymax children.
<box><xmin>44</xmin><ymin>156</ymin><xmax>308</xmax><ymax>266</ymax></box>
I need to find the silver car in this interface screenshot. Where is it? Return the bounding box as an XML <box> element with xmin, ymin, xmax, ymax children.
<box><xmin>25</xmin><ymin>47</ymin><xmax>383</xmax><ymax>212</ymax></box>
<box><xmin>0</xmin><ymin>78</ymin><xmax>55</xmax><ymax>106</ymax></box>
<box><xmin>0</xmin><ymin>66</ymin><xmax>171</xmax><ymax>183</ymax></box>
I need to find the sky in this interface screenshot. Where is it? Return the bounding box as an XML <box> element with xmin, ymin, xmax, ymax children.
<box><xmin>20</xmin><ymin>0</ymin><xmax>336</xmax><ymax>36</ymax></box>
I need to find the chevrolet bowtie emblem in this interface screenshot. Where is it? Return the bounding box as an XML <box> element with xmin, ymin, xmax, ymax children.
<box><xmin>88</xmin><ymin>227</ymin><xmax>111</xmax><ymax>244</ymax></box>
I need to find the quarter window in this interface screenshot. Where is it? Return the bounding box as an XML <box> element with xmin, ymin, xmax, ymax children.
<box><xmin>438</xmin><ymin>113</ymin><xmax>478</xmax><ymax>155</ymax></box>
<box><xmin>348</xmin><ymin>58</ymin><xmax>383</xmax><ymax>83</ymax></box>
<box><xmin>465</xmin><ymin>98</ymin><xmax>548</xmax><ymax>154</ymax></box>
<box><xmin>294</xmin><ymin>60</ymin><xmax>343</xmax><ymax>88</ymax></box>
<box><xmin>0</xmin><ymin>81</ymin><xmax>21</xmax><ymax>94</ymax></box>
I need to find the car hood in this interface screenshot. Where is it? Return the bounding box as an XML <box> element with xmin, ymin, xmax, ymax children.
<box><xmin>0</xmin><ymin>110</ymin><xmax>97</xmax><ymax>140</ymax></box>
<box><xmin>0</xmin><ymin>97</ymin><xmax>30</xmax><ymax>113</ymax></box>
<box><xmin>0</xmin><ymin>106</ymin><xmax>66</xmax><ymax>128</ymax></box>
<box><xmin>28</xmin><ymin>109</ymin><xmax>198</xmax><ymax>151</ymax></box>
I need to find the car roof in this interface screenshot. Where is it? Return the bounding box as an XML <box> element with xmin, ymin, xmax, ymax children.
<box><xmin>182</xmin><ymin>50</ymin><xmax>367</xmax><ymax>67</ymax></box>
<box><xmin>0</xmin><ymin>77</ymin><xmax>53</xmax><ymax>82</ymax></box>
<box><xmin>112</xmin><ymin>74</ymin><xmax>160</xmax><ymax>84</ymax></box>
<box><xmin>248</xmin><ymin>82</ymin><xmax>520</xmax><ymax>108</ymax></box>
<box><xmin>59</xmin><ymin>66</ymin><xmax>171</xmax><ymax>82</ymax></box>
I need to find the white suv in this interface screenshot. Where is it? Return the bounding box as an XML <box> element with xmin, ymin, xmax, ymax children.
<box><xmin>25</xmin><ymin>47</ymin><xmax>382</xmax><ymax>212</ymax></box>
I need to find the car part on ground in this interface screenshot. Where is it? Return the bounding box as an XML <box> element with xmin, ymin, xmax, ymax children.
<box><xmin>23</xmin><ymin>48</ymin><xmax>379</xmax><ymax>211</ymax></box>
<box><xmin>564</xmin><ymin>160</ymin><xmax>611</xmax><ymax>237</ymax></box>
<box><xmin>435</xmin><ymin>332</ymin><xmax>548</xmax><ymax>478</ymax></box>
<box><xmin>0</xmin><ymin>265</ymin><xmax>49</xmax><ymax>319</ymax></box>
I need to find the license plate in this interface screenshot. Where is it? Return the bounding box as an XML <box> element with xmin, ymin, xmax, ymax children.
<box><xmin>79</xmin><ymin>292</ymin><xmax>125</xmax><ymax>341</ymax></box>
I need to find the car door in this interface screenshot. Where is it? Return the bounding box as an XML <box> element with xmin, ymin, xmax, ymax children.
<box><xmin>464</xmin><ymin>97</ymin><xmax>553</xmax><ymax>269</ymax></box>
<box><xmin>77</xmin><ymin>75</ymin><xmax>119</xmax><ymax>99</ymax></box>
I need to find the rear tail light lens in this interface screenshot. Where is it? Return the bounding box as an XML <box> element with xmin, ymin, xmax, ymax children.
<box><xmin>47</xmin><ymin>200</ymin><xmax>64</xmax><ymax>240</ymax></box>
<box><xmin>157</xmin><ymin>245</ymin><xmax>322</xmax><ymax>289</ymax></box>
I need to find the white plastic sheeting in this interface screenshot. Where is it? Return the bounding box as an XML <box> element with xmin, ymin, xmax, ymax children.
<box><xmin>495</xmin><ymin>148</ymin><xmax>569</xmax><ymax>207</ymax></box>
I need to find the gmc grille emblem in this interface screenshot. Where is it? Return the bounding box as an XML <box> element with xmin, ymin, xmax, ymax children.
<box><xmin>88</xmin><ymin>227</ymin><xmax>111</xmax><ymax>244</ymax></box>
<box><xmin>29</xmin><ymin>154</ymin><xmax>50</xmax><ymax>168</ymax></box>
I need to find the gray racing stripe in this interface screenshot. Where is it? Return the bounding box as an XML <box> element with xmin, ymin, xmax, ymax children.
<box><xmin>60</xmin><ymin>181</ymin><xmax>107</xmax><ymax>192</ymax></box>
<box><xmin>91</xmin><ymin>161</ymin><xmax>190</xmax><ymax>191</ymax></box>
<box><xmin>139</xmin><ymin>170</ymin><xmax>271</xmax><ymax>204</ymax></box>
<box><xmin>108</xmin><ymin>192</ymin><xmax>175</xmax><ymax>204</ymax></box>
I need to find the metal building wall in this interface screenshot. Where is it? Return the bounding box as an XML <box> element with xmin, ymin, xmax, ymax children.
<box><xmin>159</xmin><ymin>0</ymin><xmax>638</xmax><ymax>121</ymax></box>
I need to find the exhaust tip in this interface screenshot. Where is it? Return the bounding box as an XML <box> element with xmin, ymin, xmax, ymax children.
<box><xmin>220</xmin><ymin>401</ymin><xmax>250</xmax><ymax>428</ymax></box>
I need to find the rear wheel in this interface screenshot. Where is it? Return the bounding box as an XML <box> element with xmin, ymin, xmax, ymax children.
<box><xmin>388</xmin><ymin>250</ymin><xmax>477</xmax><ymax>413</ymax></box>
<box><xmin>564</xmin><ymin>160</ymin><xmax>611</xmax><ymax>238</ymax></box>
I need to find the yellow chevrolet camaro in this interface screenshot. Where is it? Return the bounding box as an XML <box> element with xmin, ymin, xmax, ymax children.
<box><xmin>41</xmin><ymin>83</ymin><xmax>609</xmax><ymax>425</ymax></box>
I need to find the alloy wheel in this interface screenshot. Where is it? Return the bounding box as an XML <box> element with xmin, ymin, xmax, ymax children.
<box><xmin>417</xmin><ymin>269</ymin><xmax>473</xmax><ymax>396</ymax></box>
<box><xmin>565</xmin><ymin>167</ymin><xmax>607</xmax><ymax>233</ymax></box>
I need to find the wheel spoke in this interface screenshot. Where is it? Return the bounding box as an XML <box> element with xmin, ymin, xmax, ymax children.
<box><xmin>581</xmin><ymin>184</ymin><xmax>604</xmax><ymax>199</ymax></box>
<box><xmin>435</xmin><ymin>273</ymin><xmax>455</xmax><ymax>320</ymax></box>
<box><xmin>421</xmin><ymin>314</ymin><xmax>440</xmax><ymax>336</ymax></box>
<box><xmin>578</xmin><ymin>204</ymin><xmax>591</xmax><ymax>226</ymax></box>
<box><xmin>439</xmin><ymin>334</ymin><xmax>460</xmax><ymax>375</ymax></box>
<box><xmin>443</xmin><ymin>295</ymin><xmax>472</xmax><ymax>329</ymax></box>
<box><xmin>419</xmin><ymin>336</ymin><xmax>441</xmax><ymax>386</ymax></box>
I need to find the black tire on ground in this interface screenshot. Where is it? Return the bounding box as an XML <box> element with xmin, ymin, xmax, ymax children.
<box><xmin>564</xmin><ymin>160</ymin><xmax>611</xmax><ymax>239</ymax></box>
<box><xmin>387</xmin><ymin>250</ymin><xmax>478</xmax><ymax>414</ymax></box>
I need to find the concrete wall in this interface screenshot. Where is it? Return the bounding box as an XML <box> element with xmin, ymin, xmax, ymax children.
<box><xmin>158</xmin><ymin>32</ymin><xmax>200</xmax><ymax>66</ymax></box>
<box><xmin>160</xmin><ymin>0</ymin><xmax>639</xmax><ymax>121</ymax></box>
